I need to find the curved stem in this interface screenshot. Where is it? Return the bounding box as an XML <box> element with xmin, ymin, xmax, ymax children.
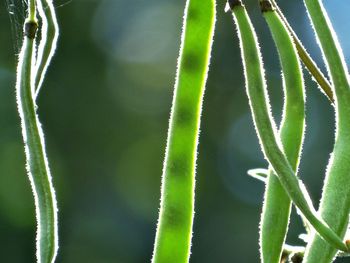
<box><xmin>151</xmin><ymin>0</ymin><xmax>216</xmax><ymax>262</ymax></box>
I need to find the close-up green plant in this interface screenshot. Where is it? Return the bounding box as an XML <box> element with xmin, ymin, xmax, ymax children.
<box><xmin>15</xmin><ymin>0</ymin><xmax>58</xmax><ymax>262</ymax></box>
<box><xmin>152</xmin><ymin>0</ymin><xmax>215</xmax><ymax>262</ymax></box>
<box><xmin>0</xmin><ymin>0</ymin><xmax>349</xmax><ymax>262</ymax></box>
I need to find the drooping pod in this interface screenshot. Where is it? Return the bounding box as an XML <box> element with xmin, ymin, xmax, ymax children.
<box><xmin>226</xmin><ymin>0</ymin><xmax>347</xmax><ymax>252</ymax></box>
<box><xmin>151</xmin><ymin>0</ymin><xmax>216</xmax><ymax>262</ymax></box>
<box><xmin>302</xmin><ymin>0</ymin><xmax>350</xmax><ymax>262</ymax></box>
<box><xmin>35</xmin><ymin>0</ymin><xmax>59</xmax><ymax>97</ymax></box>
<box><xmin>16</xmin><ymin>1</ymin><xmax>58</xmax><ymax>262</ymax></box>
<box><xmin>259</xmin><ymin>1</ymin><xmax>305</xmax><ymax>262</ymax></box>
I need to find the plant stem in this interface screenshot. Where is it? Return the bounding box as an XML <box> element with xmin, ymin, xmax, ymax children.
<box><xmin>28</xmin><ymin>0</ymin><xmax>37</xmax><ymax>22</ymax></box>
<box><xmin>151</xmin><ymin>0</ymin><xmax>216</xmax><ymax>262</ymax></box>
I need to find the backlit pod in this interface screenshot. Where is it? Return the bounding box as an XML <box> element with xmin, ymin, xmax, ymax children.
<box><xmin>227</xmin><ymin>0</ymin><xmax>347</xmax><ymax>253</ymax></box>
<box><xmin>152</xmin><ymin>0</ymin><xmax>216</xmax><ymax>262</ymax></box>
<box><xmin>302</xmin><ymin>0</ymin><xmax>350</xmax><ymax>262</ymax></box>
<box><xmin>16</xmin><ymin>2</ymin><xmax>58</xmax><ymax>262</ymax></box>
<box><xmin>260</xmin><ymin>1</ymin><xmax>305</xmax><ymax>262</ymax></box>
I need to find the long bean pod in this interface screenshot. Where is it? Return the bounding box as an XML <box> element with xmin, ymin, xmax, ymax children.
<box><xmin>35</xmin><ymin>0</ymin><xmax>59</xmax><ymax>97</ymax></box>
<box><xmin>226</xmin><ymin>0</ymin><xmax>347</xmax><ymax>252</ymax></box>
<box><xmin>151</xmin><ymin>0</ymin><xmax>216</xmax><ymax>262</ymax></box>
<box><xmin>16</xmin><ymin>2</ymin><xmax>58</xmax><ymax>262</ymax></box>
<box><xmin>302</xmin><ymin>0</ymin><xmax>350</xmax><ymax>262</ymax></box>
<box><xmin>259</xmin><ymin>1</ymin><xmax>305</xmax><ymax>262</ymax></box>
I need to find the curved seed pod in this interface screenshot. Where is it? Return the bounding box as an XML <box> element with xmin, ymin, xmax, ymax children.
<box><xmin>270</xmin><ymin>0</ymin><xmax>334</xmax><ymax>103</ymax></box>
<box><xmin>16</xmin><ymin>6</ymin><xmax>58</xmax><ymax>263</ymax></box>
<box><xmin>302</xmin><ymin>0</ymin><xmax>350</xmax><ymax>262</ymax></box>
<box><xmin>226</xmin><ymin>0</ymin><xmax>347</xmax><ymax>252</ymax></box>
<box><xmin>259</xmin><ymin>1</ymin><xmax>305</xmax><ymax>262</ymax></box>
<box><xmin>35</xmin><ymin>0</ymin><xmax>59</xmax><ymax>97</ymax></box>
<box><xmin>151</xmin><ymin>0</ymin><xmax>216</xmax><ymax>262</ymax></box>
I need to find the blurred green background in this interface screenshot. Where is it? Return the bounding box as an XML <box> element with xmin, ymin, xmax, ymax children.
<box><xmin>0</xmin><ymin>0</ymin><xmax>349</xmax><ymax>262</ymax></box>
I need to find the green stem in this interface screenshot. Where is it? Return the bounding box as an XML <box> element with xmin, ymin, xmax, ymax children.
<box><xmin>16</xmin><ymin>10</ymin><xmax>58</xmax><ymax>263</ymax></box>
<box><xmin>151</xmin><ymin>0</ymin><xmax>216</xmax><ymax>262</ymax></box>
<box><xmin>227</xmin><ymin>0</ymin><xmax>347</xmax><ymax>252</ymax></box>
<box><xmin>28</xmin><ymin>0</ymin><xmax>37</xmax><ymax>22</ymax></box>
<box><xmin>302</xmin><ymin>0</ymin><xmax>350</xmax><ymax>262</ymax></box>
<box><xmin>259</xmin><ymin>2</ymin><xmax>305</xmax><ymax>262</ymax></box>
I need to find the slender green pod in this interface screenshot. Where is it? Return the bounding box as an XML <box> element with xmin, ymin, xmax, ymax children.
<box><xmin>34</xmin><ymin>0</ymin><xmax>59</xmax><ymax>97</ymax></box>
<box><xmin>302</xmin><ymin>0</ymin><xmax>350</xmax><ymax>261</ymax></box>
<box><xmin>16</xmin><ymin>2</ymin><xmax>58</xmax><ymax>263</ymax></box>
<box><xmin>270</xmin><ymin>0</ymin><xmax>334</xmax><ymax>103</ymax></box>
<box><xmin>226</xmin><ymin>0</ymin><xmax>347</xmax><ymax>252</ymax></box>
<box><xmin>151</xmin><ymin>0</ymin><xmax>216</xmax><ymax>262</ymax></box>
<box><xmin>259</xmin><ymin>1</ymin><xmax>305</xmax><ymax>262</ymax></box>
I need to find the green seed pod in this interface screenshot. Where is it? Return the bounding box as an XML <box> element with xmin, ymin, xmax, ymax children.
<box><xmin>16</xmin><ymin>18</ymin><xmax>58</xmax><ymax>263</ymax></box>
<box><xmin>302</xmin><ymin>0</ymin><xmax>350</xmax><ymax>262</ymax></box>
<box><xmin>15</xmin><ymin>1</ymin><xmax>59</xmax><ymax>262</ymax></box>
<box><xmin>259</xmin><ymin>2</ymin><xmax>305</xmax><ymax>262</ymax></box>
<box><xmin>151</xmin><ymin>0</ymin><xmax>216</xmax><ymax>262</ymax></box>
<box><xmin>227</xmin><ymin>0</ymin><xmax>347</xmax><ymax>252</ymax></box>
